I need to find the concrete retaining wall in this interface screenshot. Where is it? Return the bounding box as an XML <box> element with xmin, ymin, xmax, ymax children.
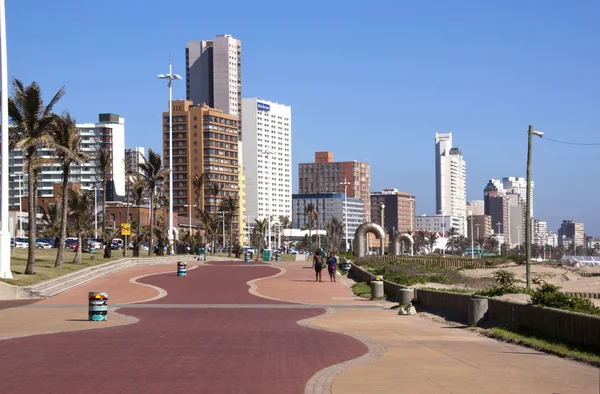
<box><xmin>0</xmin><ymin>281</ymin><xmax>19</xmax><ymax>299</ymax></box>
<box><xmin>487</xmin><ymin>298</ymin><xmax>600</xmax><ymax>352</ymax></box>
<box><xmin>349</xmin><ymin>263</ymin><xmax>408</xmax><ymax>300</ymax></box>
<box><xmin>414</xmin><ymin>289</ymin><xmax>474</xmax><ymax>322</ymax></box>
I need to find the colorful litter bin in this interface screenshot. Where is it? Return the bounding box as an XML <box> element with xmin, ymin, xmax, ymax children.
<box><xmin>88</xmin><ymin>292</ymin><xmax>108</xmax><ymax>321</ymax></box>
<box><xmin>177</xmin><ymin>261</ymin><xmax>187</xmax><ymax>276</ymax></box>
<box><xmin>263</xmin><ymin>249</ymin><xmax>272</xmax><ymax>262</ymax></box>
<box><xmin>244</xmin><ymin>251</ymin><xmax>251</xmax><ymax>263</ymax></box>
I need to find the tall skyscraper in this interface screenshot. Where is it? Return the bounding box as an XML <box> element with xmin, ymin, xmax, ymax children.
<box><xmin>484</xmin><ymin>179</ymin><xmax>510</xmax><ymax>245</ymax></box>
<box><xmin>466</xmin><ymin>200</ymin><xmax>484</xmax><ymax>216</ymax></box>
<box><xmin>241</xmin><ymin>98</ymin><xmax>292</xmax><ymax>224</ymax></box>
<box><xmin>8</xmin><ymin>113</ymin><xmax>125</xmax><ymax>206</ymax></box>
<box><xmin>502</xmin><ymin>177</ymin><xmax>534</xmax><ymax>217</ymax></box>
<box><xmin>435</xmin><ymin>133</ymin><xmax>466</xmax><ymax>234</ymax></box>
<box><xmin>161</xmin><ymin>100</ymin><xmax>241</xmax><ymax>241</ymax></box>
<box><xmin>125</xmin><ymin>147</ymin><xmax>145</xmax><ymax>175</ymax></box>
<box><xmin>185</xmin><ymin>35</ymin><xmax>242</xmax><ymax>118</ymax></box>
<box><xmin>298</xmin><ymin>152</ymin><xmax>371</xmax><ymax>221</ymax></box>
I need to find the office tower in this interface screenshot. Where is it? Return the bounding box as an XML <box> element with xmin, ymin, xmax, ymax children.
<box><xmin>466</xmin><ymin>200</ymin><xmax>484</xmax><ymax>216</ymax></box>
<box><xmin>435</xmin><ymin>133</ymin><xmax>466</xmax><ymax>235</ymax></box>
<box><xmin>533</xmin><ymin>220</ymin><xmax>548</xmax><ymax>246</ymax></box>
<box><xmin>8</xmin><ymin>113</ymin><xmax>125</xmax><ymax>207</ymax></box>
<box><xmin>558</xmin><ymin>220</ymin><xmax>585</xmax><ymax>247</ymax></box>
<box><xmin>298</xmin><ymin>152</ymin><xmax>371</xmax><ymax>221</ymax></box>
<box><xmin>241</xmin><ymin>98</ymin><xmax>292</xmax><ymax>225</ymax></box>
<box><xmin>502</xmin><ymin>177</ymin><xmax>534</xmax><ymax>217</ymax></box>
<box><xmin>292</xmin><ymin>193</ymin><xmax>365</xmax><ymax>239</ymax></box>
<box><xmin>370</xmin><ymin>188</ymin><xmax>416</xmax><ymax>240</ymax></box>
<box><xmin>186</xmin><ymin>35</ymin><xmax>242</xmax><ymax>118</ymax></box>
<box><xmin>484</xmin><ymin>179</ymin><xmax>510</xmax><ymax>245</ymax></box>
<box><xmin>161</xmin><ymin>100</ymin><xmax>241</xmax><ymax>240</ymax></box>
<box><xmin>125</xmin><ymin>147</ymin><xmax>145</xmax><ymax>175</ymax></box>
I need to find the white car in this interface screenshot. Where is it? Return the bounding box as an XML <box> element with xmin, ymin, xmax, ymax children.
<box><xmin>36</xmin><ymin>241</ymin><xmax>52</xmax><ymax>249</ymax></box>
<box><xmin>14</xmin><ymin>237</ymin><xmax>28</xmax><ymax>248</ymax></box>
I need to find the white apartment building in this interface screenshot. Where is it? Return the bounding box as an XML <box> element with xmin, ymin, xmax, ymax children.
<box><xmin>533</xmin><ymin>220</ymin><xmax>548</xmax><ymax>246</ymax></box>
<box><xmin>466</xmin><ymin>200</ymin><xmax>484</xmax><ymax>216</ymax></box>
<box><xmin>8</xmin><ymin>114</ymin><xmax>126</xmax><ymax>207</ymax></box>
<box><xmin>291</xmin><ymin>194</ymin><xmax>365</xmax><ymax>242</ymax></box>
<box><xmin>547</xmin><ymin>232</ymin><xmax>559</xmax><ymax>247</ymax></box>
<box><xmin>435</xmin><ymin>133</ymin><xmax>467</xmax><ymax>234</ymax></box>
<box><xmin>242</xmin><ymin>98</ymin><xmax>292</xmax><ymax>224</ymax></box>
<box><xmin>186</xmin><ymin>35</ymin><xmax>242</xmax><ymax>118</ymax></box>
<box><xmin>125</xmin><ymin>147</ymin><xmax>145</xmax><ymax>175</ymax></box>
<box><xmin>416</xmin><ymin>214</ymin><xmax>457</xmax><ymax>235</ymax></box>
<box><xmin>503</xmin><ymin>177</ymin><xmax>534</xmax><ymax>217</ymax></box>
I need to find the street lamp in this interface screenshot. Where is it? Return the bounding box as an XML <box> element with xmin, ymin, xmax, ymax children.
<box><xmin>439</xmin><ymin>209</ymin><xmax>445</xmax><ymax>255</ymax></box>
<box><xmin>184</xmin><ymin>204</ymin><xmax>198</xmax><ymax>234</ymax></box>
<box><xmin>92</xmin><ymin>184</ymin><xmax>102</xmax><ymax>239</ymax></box>
<box><xmin>157</xmin><ymin>63</ymin><xmax>182</xmax><ymax>255</ymax></box>
<box><xmin>9</xmin><ymin>173</ymin><xmax>23</xmax><ymax>237</ymax></box>
<box><xmin>468</xmin><ymin>212</ymin><xmax>474</xmax><ymax>260</ymax></box>
<box><xmin>258</xmin><ymin>150</ymin><xmax>273</xmax><ymax>250</ymax></box>
<box><xmin>525</xmin><ymin>125</ymin><xmax>544</xmax><ymax>289</ymax></box>
<box><xmin>475</xmin><ymin>223</ymin><xmax>480</xmax><ymax>248</ymax></box>
<box><xmin>341</xmin><ymin>178</ymin><xmax>351</xmax><ymax>251</ymax></box>
<box><xmin>380</xmin><ymin>203</ymin><xmax>385</xmax><ymax>255</ymax></box>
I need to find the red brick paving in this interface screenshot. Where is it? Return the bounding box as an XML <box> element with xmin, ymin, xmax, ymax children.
<box><xmin>0</xmin><ymin>299</ymin><xmax>37</xmax><ymax>310</ymax></box>
<box><xmin>0</xmin><ymin>261</ymin><xmax>367</xmax><ymax>393</ymax></box>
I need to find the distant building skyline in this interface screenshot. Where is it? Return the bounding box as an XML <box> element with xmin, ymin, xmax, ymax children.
<box><xmin>435</xmin><ymin>133</ymin><xmax>466</xmax><ymax>235</ymax></box>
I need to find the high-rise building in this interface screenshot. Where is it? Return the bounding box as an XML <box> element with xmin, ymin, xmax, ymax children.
<box><xmin>298</xmin><ymin>152</ymin><xmax>370</xmax><ymax>221</ymax></box>
<box><xmin>125</xmin><ymin>147</ymin><xmax>145</xmax><ymax>175</ymax></box>
<box><xmin>416</xmin><ymin>214</ymin><xmax>455</xmax><ymax>235</ymax></box>
<box><xmin>484</xmin><ymin>179</ymin><xmax>510</xmax><ymax>245</ymax></box>
<box><xmin>435</xmin><ymin>133</ymin><xmax>466</xmax><ymax>235</ymax></box>
<box><xmin>186</xmin><ymin>35</ymin><xmax>242</xmax><ymax>118</ymax></box>
<box><xmin>502</xmin><ymin>177</ymin><xmax>534</xmax><ymax>217</ymax></box>
<box><xmin>161</xmin><ymin>100</ymin><xmax>241</xmax><ymax>239</ymax></box>
<box><xmin>467</xmin><ymin>215</ymin><xmax>493</xmax><ymax>241</ymax></box>
<box><xmin>466</xmin><ymin>200</ymin><xmax>484</xmax><ymax>216</ymax></box>
<box><xmin>292</xmin><ymin>193</ymin><xmax>365</xmax><ymax>244</ymax></box>
<box><xmin>8</xmin><ymin>113</ymin><xmax>125</xmax><ymax>207</ymax></box>
<box><xmin>370</xmin><ymin>188</ymin><xmax>416</xmax><ymax>240</ymax></box>
<box><xmin>241</xmin><ymin>98</ymin><xmax>292</xmax><ymax>224</ymax></box>
<box><xmin>533</xmin><ymin>220</ymin><xmax>548</xmax><ymax>246</ymax></box>
<box><xmin>558</xmin><ymin>220</ymin><xmax>585</xmax><ymax>247</ymax></box>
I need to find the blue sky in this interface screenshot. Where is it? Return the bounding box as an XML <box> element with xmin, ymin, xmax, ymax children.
<box><xmin>6</xmin><ymin>0</ymin><xmax>600</xmax><ymax>235</ymax></box>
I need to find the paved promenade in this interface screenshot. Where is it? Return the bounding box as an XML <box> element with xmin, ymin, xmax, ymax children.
<box><xmin>0</xmin><ymin>259</ymin><xmax>598</xmax><ymax>393</ymax></box>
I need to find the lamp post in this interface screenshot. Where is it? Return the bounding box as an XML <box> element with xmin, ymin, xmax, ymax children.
<box><xmin>341</xmin><ymin>178</ymin><xmax>350</xmax><ymax>251</ymax></box>
<box><xmin>380</xmin><ymin>203</ymin><xmax>385</xmax><ymax>255</ymax></box>
<box><xmin>9</xmin><ymin>173</ymin><xmax>23</xmax><ymax>237</ymax></box>
<box><xmin>184</xmin><ymin>204</ymin><xmax>197</xmax><ymax>234</ymax></box>
<box><xmin>525</xmin><ymin>125</ymin><xmax>544</xmax><ymax>290</ymax></box>
<box><xmin>258</xmin><ymin>150</ymin><xmax>273</xmax><ymax>250</ymax></box>
<box><xmin>157</xmin><ymin>63</ymin><xmax>182</xmax><ymax>255</ymax></box>
<box><xmin>496</xmin><ymin>221</ymin><xmax>502</xmax><ymax>255</ymax></box>
<box><xmin>468</xmin><ymin>212</ymin><xmax>474</xmax><ymax>260</ymax></box>
<box><xmin>439</xmin><ymin>209</ymin><xmax>445</xmax><ymax>255</ymax></box>
<box><xmin>92</xmin><ymin>184</ymin><xmax>102</xmax><ymax>239</ymax></box>
<box><xmin>0</xmin><ymin>0</ymin><xmax>13</xmax><ymax>279</ymax></box>
<box><xmin>475</xmin><ymin>223</ymin><xmax>480</xmax><ymax>249</ymax></box>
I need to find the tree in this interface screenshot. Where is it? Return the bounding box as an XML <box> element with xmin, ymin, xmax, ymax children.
<box><xmin>199</xmin><ymin>209</ymin><xmax>219</xmax><ymax>253</ymax></box>
<box><xmin>251</xmin><ymin>218</ymin><xmax>268</xmax><ymax>252</ymax></box>
<box><xmin>51</xmin><ymin>112</ymin><xmax>88</xmax><ymax>268</ymax></box>
<box><xmin>427</xmin><ymin>232</ymin><xmax>439</xmax><ymax>253</ymax></box>
<box><xmin>220</xmin><ymin>196</ymin><xmax>238</xmax><ymax>257</ymax></box>
<box><xmin>483</xmin><ymin>236</ymin><xmax>499</xmax><ymax>254</ymax></box>
<box><xmin>68</xmin><ymin>190</ymin><xmax>94</xmax><ymax>264</ymax></box>
<box><xmin>131</xmin><ymin>177</ymin><xmax>145</xmax><ymax>257</ymax></box>
<box><xmin>278</xmin><ymin>215</ymin><xmax>291</xmax><ymax>247</ymax></box>
<box><xmin>137</xmin><ymin>149</ymin><xmax>169</xmax><ymax>256</ymax></box>
<box><xmin>39</xmin><ymin>203</ymin><xmax>61</xmax><ymax>238</ymax></box>
<box><xmin>304</xmin><ymin>203</ymin><xmax>316</xmax><ymax>248</ymax></box>
<box><xmin>445</xmin><ymin>227</ymin><xmax>459</xmax><ymax>254</ymax></box>
<box><xmin>414</xmin><ymin>231</ymin><xmax>427</xmax><ymax>254</ymax></box>
<box><xmin>325</xmin><ymin>216</ymin><xmax>344</xmax><ymax>254</ymax></box>
<box><xmin>494</xmin><ymin>270</ymin><xmax>515</xmax><ymax>286</ymax></box>
<box><xmin>192</xmin><ymin>173</ymin><xmax>205</xmax><ymax>221</ymax></box>
<box><xmin>208</xmin><ymin>182</ymin><xmax>222</xmax><ymax>253</ymax></box>
<box><xmin>8</xmin><ymin>79</ymin><xmax>65</xmax><ymax>274</ymax></box>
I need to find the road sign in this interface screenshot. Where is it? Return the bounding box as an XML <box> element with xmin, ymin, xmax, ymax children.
<box><xmin>121</xmin><ymin>223</ymin><xmax>131</xmax><ymax>236</ymax></box>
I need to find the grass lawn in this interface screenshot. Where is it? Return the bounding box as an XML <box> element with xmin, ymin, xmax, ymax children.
<box><xmin>485</xmin><ymin>327</ymin><xmax>600</xmax><ymax>366</ymax></box>
<box><xmin>351</xmin><ymin>282</ymin><xmax>371</xmax><ymax>298</ymax></box>
<box><xmin>2</xmin><ymin>248</ymin><xmax>121</xmax><ymax>287</ymax></box>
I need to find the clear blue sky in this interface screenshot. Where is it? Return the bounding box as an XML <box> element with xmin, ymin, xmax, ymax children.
<box><xmin>6</xmin><ymin>0</ymin><xmax>600</xmax><ymax>235</ymax></box>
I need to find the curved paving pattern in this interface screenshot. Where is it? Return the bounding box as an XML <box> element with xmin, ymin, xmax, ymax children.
<box><xmin>0</xmin><ymin>261</ymin><xmax>368</xmax><ymax>393</ymax></box>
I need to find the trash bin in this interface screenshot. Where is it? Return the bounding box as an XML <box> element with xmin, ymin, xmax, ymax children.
<box><xmin>263</xmin><ymin>249</ymin><xmax>271</xmax><ymax>262</ymax></box>
<box><xmin>198</xmin><ymin>247</ymin><xmax>206</xmax><ymax>261</ymax></box>
<box><xmin>341</xmin><ymin>259</ymin><xmax>351</xmax><ymax>272</ymax></box>
<box><xmin>275</xmin><ymin>251</ymin><xmax>281</xmax><ymax>262</ymax></box>
<box><xmin>244</xmin><ymin>251</ymin><xmax>251</xmax><ymax>263</ymax></box>
<box><xmin>88</xmin><ymin>292</ymin><xmax>108</xmax><ymax>321</ymax></box>
<box><xmin>177</xmin><ymin>261</ymin><xmax>187</xmax><ymax>276</ymax></box>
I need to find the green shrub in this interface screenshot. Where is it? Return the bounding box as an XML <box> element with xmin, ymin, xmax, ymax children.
<box><xmin>475</xmin><ymin>285</ymin><xmax>532</xmax><ymax>297</ymax></box>
<box><xmin>531</xmin><ymin>283</ymin><xmax>600</xmax><ymax>316</ymax></box>
<box><xmin>494</xmin><ymin>270</ymin><xmax>516</xmax><ymax>286</ymax></box>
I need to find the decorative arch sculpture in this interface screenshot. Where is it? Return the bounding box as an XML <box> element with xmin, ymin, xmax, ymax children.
<box><xmin>353</xmin><ymin>222</ymin><xmax>386</xmax><ymax>257</ymax></box>
<box><xmin>392</xmin><ymin>233</ymin><xmax>414</xmax><ymax>256</ymax></box>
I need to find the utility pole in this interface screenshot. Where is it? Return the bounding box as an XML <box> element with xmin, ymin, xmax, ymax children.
<box><xmin>526</xmin><ymin>125</ymin><xmax>544</xmax><ymax>290</ymax></box>
<box><xmin>496</xmin><ymin>221</ymin><xmax>502</xmax><ymax>256</ymax></box>
<box><xmin>341</xmin><ymin>178</ymin><xmax>350</xmax><ymax>251</ymax></box>
<box><xmin>380</xmin><ymin>203</ymin><xmax>385</xmax><ymax>255</ymax></box>
<box><xmin>468</xmin><ymin>213</ymin><xmax>474</xmax><ymax>260</ymax></box>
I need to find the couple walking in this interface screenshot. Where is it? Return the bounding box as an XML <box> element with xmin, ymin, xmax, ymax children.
<box><xmin>312</xmin><ymin>249</ymin><xmax>337</xmax><ymax>282</ymax></box>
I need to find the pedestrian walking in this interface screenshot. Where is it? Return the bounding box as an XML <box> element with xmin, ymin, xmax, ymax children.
<box><xmin>326</xmin><ymin>252</ymin><xmax>337</xmax><ymax>282</ymax></box>
<box><xmin>313</xmin><ymin>248</ymin><xmax>324</xmax><ymax>282</ymax></box>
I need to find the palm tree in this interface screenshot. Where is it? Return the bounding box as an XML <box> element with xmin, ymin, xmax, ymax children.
<box><xmin>220</xmin><ymin>196</ymin><xmax>238</xmax><ymax>257</ymax></box>
<box><xmin>208</xmin><ymin>182</ymin><xmax>222</xmax><ymax>214</ymax></box>
<box><xmin>137</xmin><ymin>149</ymin><xmax>169</xmax><ymax>256</ymax></box>
<box><xmin>325</xmin><ymin>216</ymin><xmax>344</xmax><ymax>254</ymax></box>
<box><xmin>278</xmin><ymin>215</ymin><xmax>291</xmax><ymax>248</ymax></box>
<box><xmin>192</xmin><ymin>173</ymin><xmax>205</xmax><ymax>220</ymax></box>
<box><xmin>51</xmin><ymin>112</ymin><xmax>88</xmax><ymax>268</ymax></box>
<box><xmin>427</xmin><ymin>232</ymin><xmax>439</xmax><ymax>253</ymax></box>
<box><xmin>39</xmin><ymin>203</ymin><xmax>61</xmax><ymax>238</ymax></box>
<box><xmin>8</xmin><ymin>79</ymin><xmax>65</xmax><ymax>274</ymax></box>
<box><xmin>68</xmin><ymin>190</ymin><xmax>94</xmax><ymax>264</ymax></box>
<box><xmin>97</xmin><ymin>146</ymin><xmax>111</xmax><ymax>234</ymax></box>
<box><xmin>304</xmin><ymin>203</ymin><xmax>316</xmax><ymax>245</ymax></box>
<box><xmin>414</xmin><ymin>230</ymin><xmax>427</xmax><ymax>254</ymax></box>
<box><xmin>252</xmin><ymin>218</ymin><xmax>268</xmax><ymax>252</ymax></box>
<box><xmin>445</xmin><ymin>227</ymin><xmax>459</xmax><ymax>254</ymax></box>
<box><xmin>199</xmin><ymin>209</ymin><xmax>219</xmax><ymax>253</ymax></box>
<box><xmin>131</xmin><ymin>177</ymin><xmax>145</xmax><ymax>257</ymax></box>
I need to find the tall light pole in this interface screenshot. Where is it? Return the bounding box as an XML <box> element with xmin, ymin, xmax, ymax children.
<box><xmin>258</xmin><ymin>150</ymin><xmax>273</xmax><ymax>250</ymax></box>
<box><xmin>157</xmin><ymin>63</ymin><xmax>182</xmax><ymax>255</ymax></box>
<box><xmin>92</xmin><ymin>184</ymin><xmax>102</xmax><ymax>239</ymax></box>
<box><xmin>468</xmin><ymin>212</ymin><xmax>474</xmax><ymax>260</ymax></box>
<box><xmin>380</xmin><ymin>203</ymin><xmax>385</xmax><ymax>255</ymax></box>
<box><xmin>0</xmin><ymin>0</ymin><xmax>12</xmax><ymax>278</ymax></box>
<box><xmin>341</xmin><ymin>178</ymin><xmax>350</xmax><ymax>251</ymax></box>
<box><xmin>525</xmin><ymin>125</ymin><xmax>543</xmax><ymax>289</ymax></box>
<box><xmin>496</xmin><ymin>221</ymin><xmax>502</xmax><ymax>255</ymax></box>
<box><xmin>439</xmin><ymin>209</ymin><xmax>445</xmax><ymax>255</ymax></box>
<box><xmin>475</xmin><ymin>223</ymin><xmax>480</xmax><ymax>248</ymax></box>
<box><xmin>184</xmin><ymin>204</ymin><xmax>197</xmax><ymax>234</ymax></box>
<box><xmin>10</xmin><ymin>173</ymin><xmax>23</xmax><ymax>237</ymax></box>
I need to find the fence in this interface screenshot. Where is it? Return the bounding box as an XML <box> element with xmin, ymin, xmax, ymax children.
<box><xmin>356</xmin><ymin>255</ymin><xmax>492</xmax><ymax>269</ymax></box>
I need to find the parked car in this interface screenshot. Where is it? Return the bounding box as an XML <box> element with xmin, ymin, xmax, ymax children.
<box><xmin>65</xmin><ymin>238</ymin><xmax>78</xmax><ymax>251</ymax></box>
<box><xmin>14</xmin><ymin>237</ymin><xmax>28</xmax><ymax>248</ymax></box>
<box><xmin>35</xmin><ymin>238</ymin><xmax>52</xmax><ymax>249</ymax></box>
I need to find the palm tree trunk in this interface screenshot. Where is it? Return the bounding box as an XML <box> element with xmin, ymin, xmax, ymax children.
<box><xmin>73</xmin><ymin>233</ymin><xmax>83</xmax><ymax>264</ymax></box>
<box><xmin>228</xmin><ymin>219</ymin><xmax>233</xmax><ymax>257</ymax></box>
<box><xmin>54</xmin><ymin>165</ymin><xmax>69</xmax><ymax>268</ymax></box>
<box><xmin>102</xmin><ymin>179</ymin><xmax>107</xmax><ymax>232</ymax></box>
<box><xmin>25</xmin><ymin>155</ymin><xmax>36</xmax><ymax>275</ymax></box>
<box><xmin>148</xmin><ymin>194</ymin><xmax>154</xmax><ymax>256</ymax></box>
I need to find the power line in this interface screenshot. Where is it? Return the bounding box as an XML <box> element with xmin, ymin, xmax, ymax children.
<box><xmin>542</xmin><ymin>137</ymin><xmax>600</xmax><ymax>146</ymax></box>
